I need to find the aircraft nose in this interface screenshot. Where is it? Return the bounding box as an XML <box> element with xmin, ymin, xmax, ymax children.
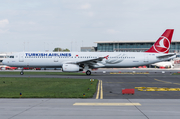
<box><xmin>2</xmin><ymin>60</ymin><xmax>6</xmax><ymax>65</ymax></box>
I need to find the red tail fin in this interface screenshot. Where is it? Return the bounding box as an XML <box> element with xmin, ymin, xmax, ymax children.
<box><xmin>145</xmin><ymin>29</ymin><xmax>174</xmax><ymax>53</ymax></box>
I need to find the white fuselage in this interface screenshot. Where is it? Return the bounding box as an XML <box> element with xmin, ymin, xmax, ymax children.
<box><xmin>2</xmin><ymin>52</ymin><xmax>175</xmax><ymax>68</ymax></box>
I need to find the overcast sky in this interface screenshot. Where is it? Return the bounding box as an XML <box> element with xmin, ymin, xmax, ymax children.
<box><xmin>0</xmin><ymin>0</ymin><xmax>180</xmax><ymax>52</ymax></box>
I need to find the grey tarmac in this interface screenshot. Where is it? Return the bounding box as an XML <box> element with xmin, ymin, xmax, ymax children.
<box><xmin>1</xmin><ymin>99</ymin><xmax>180</xmax><ymax>119</ymax></box>
<box><xmin>0</xmin><ymin>69</ymin><xmax>180</xmax><ymax>119</ymax></box>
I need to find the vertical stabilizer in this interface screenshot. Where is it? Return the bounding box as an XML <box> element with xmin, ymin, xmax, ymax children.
<box><xmin>145</xmin><ymin>29</ymin><xmax>174</xmax><ymax>53</ymax></box>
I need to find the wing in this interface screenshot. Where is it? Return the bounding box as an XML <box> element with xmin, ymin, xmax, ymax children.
<box><xmin>62</xmin><ymin>55</ymin><xmax>109</xmax><ymax>68</ymax></box>
<box><xmin>76</xmin><ymin>56</ymin><xmax>106</xmax><ymax>65</ymax></box>
<box><xmin>156</xmin><ymin>53</ymin><xmax>176</xmax><ymax>59</ymax></box>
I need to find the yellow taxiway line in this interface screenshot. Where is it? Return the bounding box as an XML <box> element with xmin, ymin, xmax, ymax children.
<box><xmin>96</xmin><ymin>80</ymin><xmax>103</xmax><ymax>99</ymax></box>
<box><xmin>110</xmin><ymin>72</ymin><xmax>149</xmax><ymax>74</ymax></box>
<box><xmin>73</xmin><ymin>103</ymin><xmax>141</xmax><ymax>106</ymax></box>
<box><xmin>154</xmin><ymin>79</ymin><xmax>172</xmax><ymax>84</ymax></box>
<box><xmin>155</xmin><ymin>78</ymin><xmax>180</xmax><ymax>85</ymax></box>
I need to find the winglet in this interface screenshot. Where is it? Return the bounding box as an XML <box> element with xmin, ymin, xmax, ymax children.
<box><xmin>145</xmin><ymin>29</ymin><xmax>174</xmax><ymax>53</ymax></box>
<box><xmin>104</xmin><ymin>55</ymin><xmax>109</xmax><ymax>59</ymax></box>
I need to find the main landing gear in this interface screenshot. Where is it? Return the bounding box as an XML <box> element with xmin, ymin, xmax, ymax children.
<box><xmin>20</xmin><ymin>68</ymin><xmax>24</xmax><ymax>75</ymax></box>
<box><xmin>20</xmin><ymin>71</ymin><xmax>24</xmax><ymax>75</ymax></box>
<box><xmin>86</xmin><ymin>70</ymin><xmax>91</xmax><ymax>75</ymax></box>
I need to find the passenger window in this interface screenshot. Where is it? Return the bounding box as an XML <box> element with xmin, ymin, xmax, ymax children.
<box><xmin>10</xmin><ymin>56</ymin><xmax>14</xmax><ymax>58</ymax></box>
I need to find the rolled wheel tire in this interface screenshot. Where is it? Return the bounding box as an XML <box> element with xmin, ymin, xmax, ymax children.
<box><xmin>86</xmin><ymin>70</ymin><xmax>91</xmax><ymax>75</ymax></box>
<box><xmin>20</xmin><ymin>72</ymin><xmax>24</xmax><ymax>75</ymax></box>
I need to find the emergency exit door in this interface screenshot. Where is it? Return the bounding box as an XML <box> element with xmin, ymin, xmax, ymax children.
<box><xmin>144</xmin><ymin>54</ymin><xmax>149</xmax><ymax>62</ymax></box>
<box><xmin>19</xmin><ymin>53</ymin><xmax>24</xmax><ymax>62</ymax></box>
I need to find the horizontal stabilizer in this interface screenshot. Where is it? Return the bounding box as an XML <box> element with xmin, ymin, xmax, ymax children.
<box><xmin>156</xmin><ymin>53</ymin><xmax>176</xmax><ymax>59</ymax></box>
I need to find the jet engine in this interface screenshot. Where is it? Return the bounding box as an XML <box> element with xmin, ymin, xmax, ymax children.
<box><xmin>62</xmin><ymin>64</ymin><xmax>82</xmax><ymax>72</ymax></box>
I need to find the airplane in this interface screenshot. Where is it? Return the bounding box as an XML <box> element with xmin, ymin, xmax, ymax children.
<box><xmin>2</xmin><ymin>29</ymin><xmax>176</xmax><ymax>75</ymax></box>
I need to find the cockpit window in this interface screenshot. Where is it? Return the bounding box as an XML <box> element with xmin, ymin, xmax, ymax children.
<box><xmin>10</xmin><ymin>56</ymin><xmax>14</xmax><ymax>58</ymax></box>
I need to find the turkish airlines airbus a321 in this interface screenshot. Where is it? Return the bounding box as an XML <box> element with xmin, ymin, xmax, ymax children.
<box><xmin>2</xmin><ymin>29</ymin><xmax>176</xmax><ymax>75</ymax></box>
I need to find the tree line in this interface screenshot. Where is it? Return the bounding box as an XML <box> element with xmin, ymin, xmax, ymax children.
<box><xmin>53</xmin><ymin>48</ymin><xmax>70</xmax><ymax>52</ymax></box>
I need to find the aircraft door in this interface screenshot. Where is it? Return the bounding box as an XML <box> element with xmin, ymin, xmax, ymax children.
<box><xmin>144</xmin><ymin>54</ymin><xmax>149</xmax><ymax>62</ymax></box>
<box><xmin>19</xmin><ymin>53</ymin><xmax>24</xmax><ymax>62</ymax></box>
<box><xmin>54</xmin><ymin>56</ymin><xmax>58</xmax><ymax>62</ymax></box>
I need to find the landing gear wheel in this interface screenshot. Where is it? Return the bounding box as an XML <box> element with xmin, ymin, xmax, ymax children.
<box><xmin>86</xmin><ymin>70</ymin><xmax>91</xmax><ymax>75</ymax></box>
<box><xmin>20</xmin><ymin>72</ymin><xmax>24</xmax><ymax>75</ymax></box>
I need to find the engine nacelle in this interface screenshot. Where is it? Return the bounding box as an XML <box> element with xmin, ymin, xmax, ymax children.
<box><xmin>62</xmin><ymin>64</ymin><xmax>80</xmax><ymax>72</ymax></box>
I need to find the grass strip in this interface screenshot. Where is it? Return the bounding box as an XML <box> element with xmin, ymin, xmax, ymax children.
<box><xmin>0</xmin><ymin>71</ymin><xmax>86</xmax><ymax>75</ymax></box>
<box><xmin>172</xmin><ymin>73</ymin><xmax>180</xmax><ymax>75</ymax></box>
<box><xmin>0</xmin><ymin>77</ymin><xmax>97</xmax><ymax>98</ymax></box>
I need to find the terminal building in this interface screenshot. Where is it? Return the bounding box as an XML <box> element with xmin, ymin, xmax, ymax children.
<box><xmin>81</xmin><ymin>47</ymin><xmax>97</xmax><ymax>52</ymax></box>
<box><xmin>95</xmin><ymin>41</ymin><xmax>180</xmax><ymax>53</ymax></box>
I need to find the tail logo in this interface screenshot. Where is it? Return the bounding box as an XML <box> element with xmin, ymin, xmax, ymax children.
<box><xmin>153</xmin><ymin>36</ymin><xmax>170</xmax><ymax>53</ymax></box>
